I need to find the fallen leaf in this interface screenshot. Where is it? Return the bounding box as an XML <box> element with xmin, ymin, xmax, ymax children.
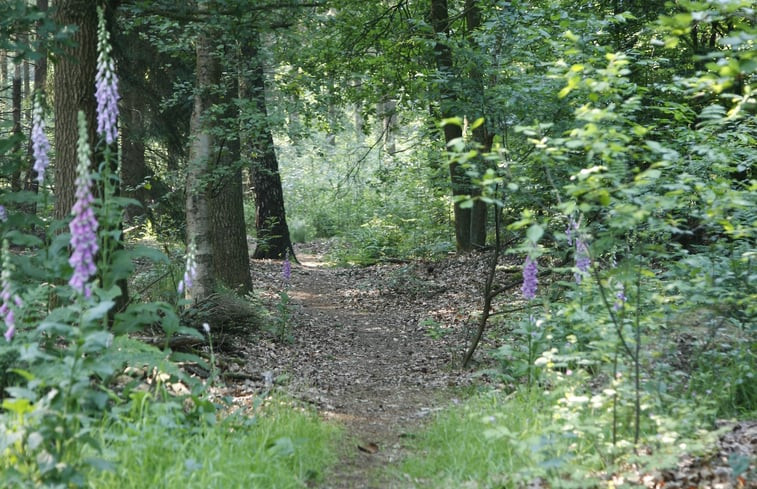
<box><xmin>357</xmin><ymin>442</ymin><xmax>379</xmax><ymax>454</ymax></box>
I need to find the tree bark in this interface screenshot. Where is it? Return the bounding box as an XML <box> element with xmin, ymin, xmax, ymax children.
<box><xmin>241</xmin><ymin>35</ymin><xmax>294</xmax><ymax>260</ymax></box>
<box><xmin>11</xmin><ymin>60</ymin><xmax>22</xmax><ymax>191</ymax></box>
<box><xmin>53</xmin><ymin>0</ymin><xmax>98</xmax><ymax>220</ymax></box>
<box><xmin>209</xmin><ymin>75</ymin><xmax>253</xmax><ymax>294</ymax></box>
<box><xmin>430</xmin><ymin>0</ymin><xmax>471</xmax><ymax>252</ymax></box>
<box><xmin>185</xmin><ymin>6</ymin><xmax>220</xmax><ymax>302</ymax></box>
<box><xmin>120</xmin><ymin>80</ymin><xmax>151</xmax><ymax>222</ymax></box>
<box><xmin>378</xmin><ymin>98</ymin><xmax>397</xmax><ymax>156</ymax></box>
<box><xmin>465</xmin><ymin>0</ymin><xmax>493</xmax><ymax>249</ymax></box>
<box><xmin>0</xmin><ymin>51</ymin><xmax>6</xmax><ymax>86</ymax></box>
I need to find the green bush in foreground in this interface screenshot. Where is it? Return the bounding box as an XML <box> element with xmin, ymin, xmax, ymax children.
<box><xmin>87</xmin><ymin>395</ymin><xmax>340</xmax><ymax>489</ymax></box>
<box><xmin>400</xmin><ymin>385</ymin><xmax>719</xmax><ymax>489</ymax></box>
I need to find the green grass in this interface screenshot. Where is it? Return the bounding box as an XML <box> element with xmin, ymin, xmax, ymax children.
<box><xmin>86</xmin><ymin>395</ymin><xmax>341</xmax><ymax>489</ymax></box>
<box><xmin>398</xmin><ymin>389</ymin><xmax>578</xmax><ymax>488</ymax></box>
<box><xmin>396</xmin><ymin>381</ymin><xmax>727</xmax><ymax>489</ymax></box>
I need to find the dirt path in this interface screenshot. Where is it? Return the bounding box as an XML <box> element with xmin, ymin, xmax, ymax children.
<box><xmin>225</xmin><ymin>244</ymin><xmax>480</xmax><ymax>488</ymax></box>
<box><xmin>284</xmin><ymin>251</ymin><xmax>468</xmax><ymax>488</ymax></box>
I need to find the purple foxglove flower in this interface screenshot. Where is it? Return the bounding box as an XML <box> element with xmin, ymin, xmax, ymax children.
<box><xmin>565</xmin><ymin>218</ymin><xmax>579</xmax><ymax>246</ymax></box>
<box><xmin>95</xmin><ymin>7</ymin><xmax>119</xmax><ymax>144</ymax></box>
<box><xmin>178</xmin><ymin>241</ymin><xmax>197</xmax><ymax>294</ymax></box>
<box><xmin>522</xmin><ymin>256</ymin><xmax>538</xmax><ymax>300</ymax></box>
<box><xmin>0</xmin><ymin>205</ymin><xmax>7</xmax><ymax>222</ymax></box>
<box><xmin>613</xmin><ymin>286</ymin><xmax>627</xmax><ymax>311</ymax></box>
<box><xmin>1</xmin><ymin>241</ymin><xmax>18</xmax><ymax>341</ymax></box>
<box><xmin>31</xmin><ymin>95</ymin><xmax>51</xmax><ymax>184</ymax></box>
<box><xmin>68</xmin><ymin>112</ymin><xmax>99</xmax><ymax>298</ymax></box>
<box><xmin>282</xmin><ymin>256</ymin><xmax>291</xmax><ymax>282</ymax></box>
<box><xmin>4</xmin><ymin>320</ymin><xmax>14</xmax><ymax>342</ymax></box>
<box><xmin>574</xmin><ymin>238</ymin><xmax>591</xmax><ymax>284</ymax></box>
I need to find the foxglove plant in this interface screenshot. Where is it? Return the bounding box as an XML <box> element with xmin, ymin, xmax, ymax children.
<box><xmin>282</xmin><ymin>252</ymin><xmax>291</xmax><ymax>282</ymax></box>
<box><xmin>574</xmin><ymin>239</ymin><xmax>591</xmax><ymax>284</ymax></box>
<box><xmin>522</xmin><ymin>256</ymin><xmax>538</xmax><ymax>300</ymax></box>
<box><xmin>95</xmin><ymin>6</ymin><xmax>119</xmax><ymax>144</ymax></box>
<box><xmin>178</xmin><ymin>241</ymin><xmax>197</xmax><ymax>295</ymax></box>
<box><xmin>1</xmin><ymin>240</ymin><xmax>22</xmax><ymax>342</ymax></box>
<box><xmin>566</xmin><ymin>217</ymin><xmax>591</xmax><ymax>284</ymax></box>
<box><xmin>31</xmin><ymin>94</ymin><xmax>51</xmax><ymax>184</ymax></box>
<box><xmin>613</xmin><ymin>285</ymin><xmax>627</xmax><ymax>311</ymax></box>
<box><xmin>68</xmin><ymin>112</ymin><xmax>99</xmax><ymax>298</ymax></box>
<box><xmin>0</xmin><ymin>205</ymin><xmax>6</xmax><ymax>222</ymax></box>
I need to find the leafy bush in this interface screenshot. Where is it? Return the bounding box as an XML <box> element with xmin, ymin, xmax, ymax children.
<box><xmin>441</xmin><ymin>1</ymin><xmax>755</xmax><ymax>484</ymax></box>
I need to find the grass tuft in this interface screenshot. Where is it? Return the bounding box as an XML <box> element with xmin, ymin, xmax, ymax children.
<box><xmin>87</xmin><ymin>395</ymin><xmax>341</xmax><ymax>489</ymax></box>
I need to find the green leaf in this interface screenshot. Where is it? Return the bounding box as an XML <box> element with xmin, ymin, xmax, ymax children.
<box><xmin>635</xmin><ymin>169</ymin><xmax>661</xmax><ymax>182</ymax></box>
<box><xmin>526</xmin><ymin>224</ymin><xmax>544</xmax><ymax>244</ymax></box>
<box><xmin>83</xmin><ymin>301</ymin><xmax>115</xmax><ymax>323</ymax></box>
<box><xmin>1</xmin><ymin>398</ymin><xmax>34</xmax><ymax>415</ymax></box>
<box><xmin>268</xmin><ymin>437</ymin><xmax>295</xmax><ymax>458</ymax></box>
<box><xmin>82</xmin><ymin>331</ymin><xmax>114</xmax><ymax>353</ymax></box>
<box><xmin>470</xmin><ymin>117</ymin><xmax>485</xmax><ymax>130</ymax></box>
<box><xmin>440</xmin><ymin>117</ymin><xmax>463</xmax><ymax>128</ymax></box>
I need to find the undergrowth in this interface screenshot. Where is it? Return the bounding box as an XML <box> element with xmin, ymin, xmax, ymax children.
<box><xmin>86</xmin><ymin>394</ymin><xmax>341</xmax><ymax>489</ymax></box>
<box><xmin>399</xmin><ymin>383</ymin><xmax>722</xmax><ymax>488</ymax></box>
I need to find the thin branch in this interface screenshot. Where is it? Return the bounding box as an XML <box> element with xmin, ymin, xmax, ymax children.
<box><xmin>592</xmin><ymin>266</ymin><xmax>635</xmax><ymax>360</ymax></box>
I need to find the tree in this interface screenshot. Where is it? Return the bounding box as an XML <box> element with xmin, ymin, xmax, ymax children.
<box><xmin>184</xmin><ymin>1</ymin><xmax>220</xmax><ymax>302</ymax></box>
<box><xmin>241</xmin><ymin>35</ymin><xmax>294</xmax><ymax>260</ymax></box>
<box><xmin>53</xmin><ymin>0</ymin><xmax>98</xmax><ymax>220</ymax></box>
<box><xmin>464</xmin><ymin>0</ymin><xmax>493</xmax><ymax>249</ymax></box>
<box><xmin>430</xmin><ymin>0</ymin><xmax>470</xmax><ymax>251</ymax></box>
<box><xmin>209</xmin><ymin>74</ymin><xmax>252</xmax><ymax>293</ymax></box>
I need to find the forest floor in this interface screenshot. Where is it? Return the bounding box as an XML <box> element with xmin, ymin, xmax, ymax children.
<box><xmin>212</xmin><ymin>240</ymin><xmax>501</xmax><ymax>488</ymax></box>
<box><xmin>203</xmin><ymin>240</ymin><xmax>756</xmax><ymax>489</ymax></box>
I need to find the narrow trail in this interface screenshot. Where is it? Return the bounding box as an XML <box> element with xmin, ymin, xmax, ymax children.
<box><xmin>289</xmin><ymin>252</ymin><xmax>466</xmax><ymax>488</ymax></box>
<box><xmin>230</xmin><ymin>245</ymin><xmax>480</xmax><ymax>488</ymax></box>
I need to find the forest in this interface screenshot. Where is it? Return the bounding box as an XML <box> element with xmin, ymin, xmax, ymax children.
<box><xmin>0</xmin><ymin>0</ymin><xmax>754</xmax><ymax>487</ymax></box>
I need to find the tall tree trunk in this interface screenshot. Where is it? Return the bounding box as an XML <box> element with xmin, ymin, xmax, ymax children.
<box><xmin>241</xmin><ymin>35</ymin><xmax>294</xmax><ymax>260</ymax></box>
<box><xmin>209</xmin><ymin>75</ymin><xmax>252</xmax><ymax>293</ymax></box>
<box><xmin>465</xmin><ymin>0</ymin><xmax>492</xmax><ymax>249</ymax></box>
<box><xmin>53</xmin><ymin>0</ymin><xmax>98</xmax><ymax>220</ymax></box>
<box><xmin>0</xmin><ymin>51</ymin><xmax>6</xmax><ymax>86</ymax></box>
<box><xmin>378</xmin><ymin>98</ymin><xmax>397</xmax><ymax>156</ymax></box>
<box><xmin>120</xmin><ymin>79</ymin><xmax>151</xmax><ymax>222</ymax></box>
<box><xmin>11</xmin><ymin>60</ymin><xmax>22</xmax><ymax>191</ymax></box>
<box><xmin>430</xmin><ymin>0</ymin><xmax>471</xmax><ymax>251</ymax></box>
<box><xmin>185</xmin><ymin>6</ymin><xmax>220</xmax><ymax>302</ymax></box>
<box><xmin>25</xmin><ymin>0</ymin><xmax>49</xmax><ymax>195</ymax></box>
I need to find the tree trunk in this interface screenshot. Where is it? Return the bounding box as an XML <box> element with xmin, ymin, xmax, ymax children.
<box><xmin>185</xmin><ymin>6</ymin><xmax>220</xmax><ymax>302</ymax></box>
<box><xmin>0</xmin><ymin>51</ymin><xmax>6</xmax><ymax>86</ymax></box>
<box><xmin>53</xmin><ymin>0</ymin><xmax>98</xmax><ymax>220</ymax></box>
<box><xmin>241</xmin><ymin>35</ymin><xmax>294</xmax><ymax>260</ymax></box>
<box><xmin>465</xmin><ymin>0</ymin><xmax>492</xmax><ymax>249</ymax></box>
<box><xmin>209</xmin><ymin>76</ymin><xmax>252</xmax><ymax>293</ymax></box>
<box><xmin>120</xmin><ymin>81</ymin><xmax>151</xmax><ymax>222</ymax></box>
<box><xmin>11</xmin><ymin>60</ymin><xmax>22</xmax><ymax>191</ymax></box>
<box><xmin>378</xmin><ymin>98</ymin><xmax>397</xmax><ymax>156</ymax></box>
<box><xmin>430</xmin><ymin>0</ymin><xmax>471</xmax><ymax>252</ymax></box>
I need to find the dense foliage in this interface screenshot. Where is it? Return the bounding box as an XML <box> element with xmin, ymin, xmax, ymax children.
<box><xmin>0</xmin><ymin>0</ymin><xmax>753</xmax><ymax>487</ymax></box>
